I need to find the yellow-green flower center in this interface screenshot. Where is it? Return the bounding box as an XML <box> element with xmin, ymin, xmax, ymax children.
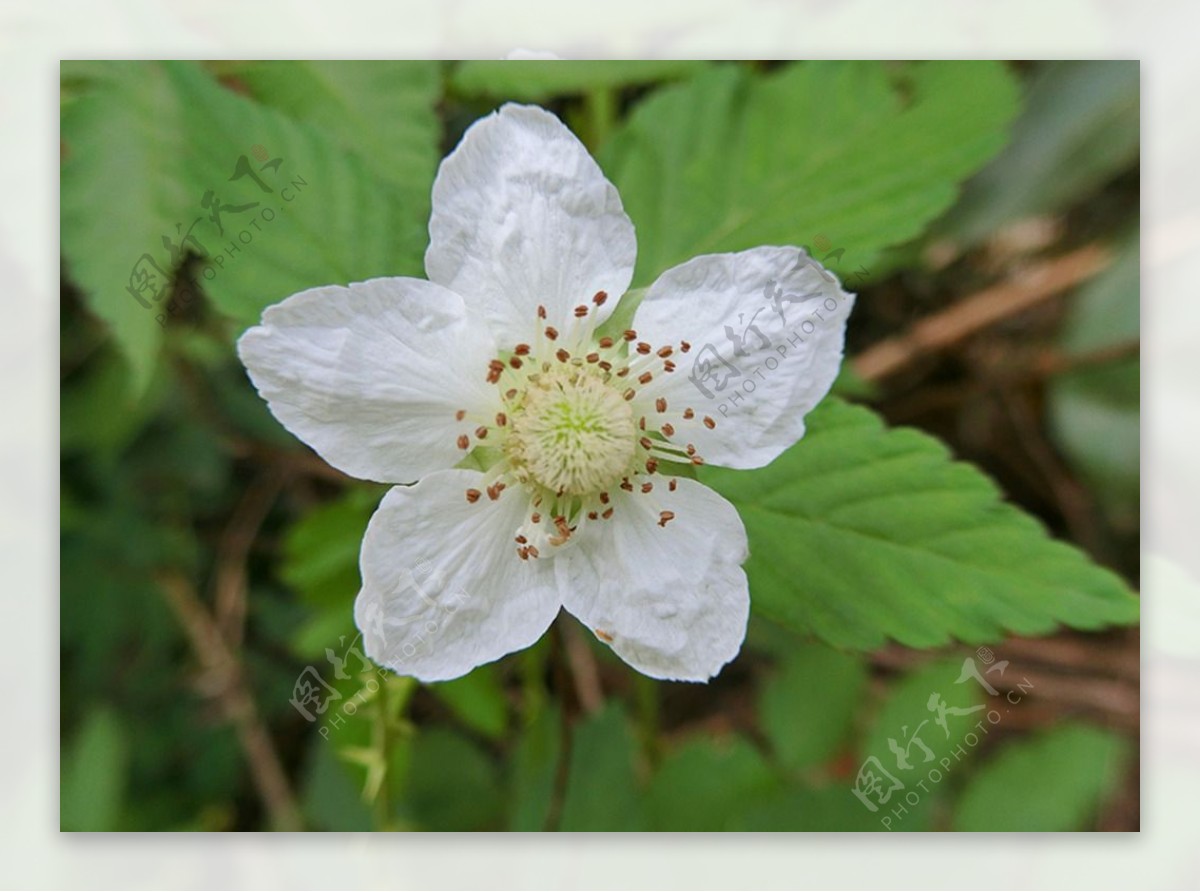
<box><xmin>505</xmin><ymin>367</ymin><xmax>636</xmax><ymax>497</ymax></box>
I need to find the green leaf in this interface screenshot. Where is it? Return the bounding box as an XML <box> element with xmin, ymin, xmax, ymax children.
<box><xmin>601</xmin><ymin>61</ymin><xmax>1021</xmax><ymax>286</ymax></box>
<box><xmin>158</xmin><ymin>61</ymin><xmax>431</xmax><ymax>326</ymax></box>
<box><xmin>759</xmin><ymin>643</ymin><xmax>868</xmax><ymax>772</ymax></box>
<box><xmin>645</xmin><ymin>736</ymin><xmax>775</xmax><ymax>831</ymax></box>
<box><xmin>281</xmin><ymin>486</ymin><xmax>379</xmax><ymax>608</ymax></box>
<box><xmin>451</xmin><ymin>60</ymin><xmax>704</xmax><ymax>100</ymax></box>
<box><xmin>61</xmin><ymin>63</ymin><xmax>191</xmax><ymax>393</ymax></box>
<box><xmin>300</xmin><ymin>734</ymin><xmax>373</xmax><ymax>831</ymax></box>
<box><xmin>1049</xmin><ymin>231</ymin><xmax>1139</xmax><ymax>516</ymax></box>
<box><xmin>731</xmin><ymin>782</ymin><xmax>905</xmax><ymax>831</ymax></box>
<box><xmin>508</xmin><ymin>702</ymin><xmax>563</xmax><ymax>831</ymax></box>
<box><xmin>403</xmin><ymin>728</ymin><xmax>502</xmax><ymax>830</ymax></box>
<box><xmin>231</xmin><ymin>61</ymin><xmax>440</xmax><ymax>199</ymax></box>
<box><xmin>858</xmin><ymin>656</ymin><xmax>990</xmax><ymax>830</ymax></box>
<box><xmin>702</xmin><ymin>399</ymin><xmax>1139</xmax><ymax>650</ymax></box>
<box><xmin>953</xmin><ymin>723</ymin><xmax>1130</xmax><ymax>831</ymax></box>
<box><xmin>427</xmin><ymin>666</ymin><xmax>509</xmax><ymax>740</ymax></box>
<box><xmin>558</xmin><ymin>704</ymin><xmax>644</xmax><ymax>830</ymax></box>
<box><xmin>61</xmin><ymin>707</ymin><xmax>129</xmax><ymax>831</ymax></box>
<box><xmin>936</xmin><ymin>61</ymin><xmax>1139</xmax><ymax>247</ymax></box>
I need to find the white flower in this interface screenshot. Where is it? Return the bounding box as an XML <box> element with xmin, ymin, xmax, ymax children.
<box><xmin>238</xmin><ymin>104</ymin><xmax>853</xmax><ymax>683</ymax></box>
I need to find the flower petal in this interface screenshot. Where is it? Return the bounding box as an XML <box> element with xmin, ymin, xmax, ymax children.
<box><xmin>354</xmin><ymin>470</ymin><xmax>562</xmax><ymax>682</ymax></box>
<box><xmin>556</xmin><ymin>477</ymin><xmax>750</xmax><ymax>682</ymax></box>
<box><xmin>425</xmin><ymin>103</ymin><xmax>637</xmax><ymax>347</ymax></box>
<box><xmin>632</xmin><ymin>247</ymin><xmax>854</xmax><ymax>469</ymax></box>
<box><xmin>237</xmin><ymin>278</ymin><xmax>502</xmax><ymax>484</ymax></box>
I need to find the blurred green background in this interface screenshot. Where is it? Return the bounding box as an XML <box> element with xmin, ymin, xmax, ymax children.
<box><xmin>60</xmin><ymin>60</ymin><xmax>1139</xmax><ymax>831</ymax></box>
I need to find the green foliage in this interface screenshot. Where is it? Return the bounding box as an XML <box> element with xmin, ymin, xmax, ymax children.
<box><xmin>703</xmin><ymin>399</ymin><xmax>1139</xmax><ymax>650</ymax></box>
<box><xmin>61</xmin><ymin>708</ymin><xmax>129</xmax><ymax>831</ymax></box>
<box><xmin>759</xmin><ymin>643</ymin><xmax>868</xmax><ymax>773</ymax></box>
<box><xmin>403</xmin><ymin>728</ymin><xmax>503</xmax><ymax>830</ymax></box>
<box><xmin>61</xmin><ymin>61</ymin><xmax>439</xmax><ymax>392</ymax></box>
<box><xmin>558</xmin><ymin>704</ymin><xmax>645</xmax><ymax>830</ymax></box>
<box><xmin>936</xmin><ymin>60</ymin><xmax>1139</xmax><ymax>247</ymax></box>
<box><xmin>953</xmin><ymin>723</ymin><xmax>1130</xmax><ymax>831</ymax></box>
<box><xmin>451</xmin><ymin>60</ymin><xmax>704</xmax><ymax>100</ymax></box>
<box><xmin>428</xmin><ymin>667</ymin><xmax>510</xmax><ymax>740</ymax></box>
<box><xmin>645</xmin><ymin>736</ymin><xmax>775</xmax><ymax>831</ymax></box>
<box><xmin>601</xmin><ymin>61</ymin><xmax>1021</xmax><ymax>286</ymax></box>
<box><xmin>508</xmin><ymin>703</ymin><xmax>563</xmax><ymax>831</ymax></box>
<box><xmin>1049</xmin><ymin>231</ymin><xmax>1140</xmax><ymax>518</ymax></box>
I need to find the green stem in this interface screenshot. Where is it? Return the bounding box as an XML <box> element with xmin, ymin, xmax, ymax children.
<box><xmin>584</xmin><ymin>87</ymin><xmax>617</xmax><ymax>151</ymax></box>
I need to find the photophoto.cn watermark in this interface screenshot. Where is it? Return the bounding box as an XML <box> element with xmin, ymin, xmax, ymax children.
<box><xmin>850</xmin><ymin>646</ymin><xmax>1035</xmax><ymax>829</ymax></box>
<box><xmin>122</xmin><ymin>144</ymin><xmax>309</xmax><ymax>328</ymax></box>
<box><xmin>286</xmin><ymin>559</ymin><xmax>467</xmax><ymax>742</ymax></box>
<box><xmin>685</xmin><ymin>235</ymin><xmax>869</xmax><ymax>415</ymax></box>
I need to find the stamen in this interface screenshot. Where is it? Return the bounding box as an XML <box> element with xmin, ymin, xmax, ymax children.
<box><xmin>680</xmin><ymin>341</ymin><xmax>691</xmax><ymax>352</ymax></box>
<box><xmin>593</xmin><ymin>290</ymin><xmax>608</xmax><ymax>306</ymax></box>
<box><xmin>457</xmin><ymin>434</ymin><xmax>470</xmax><ymax>450</ymax></box>
<box><xmin>703</xmin><ymin>415</ymin><xmax>716</xmax><ymax>429</ymax></box>
<box><xmin>658</xmin><ymin>510</ymin><xmax>675</xmax><ymax>527</ymax></box>
<box><xmin>455</xmin><ymin>409</ymin><xmax>466</xmax><ymax>421</ymax></box>
<box><xmin>622</xmin><ymin>329</ymin><xmax>638</xmax><ymax>342</ymax></box>
<box><xmin>574</xmin><ymin>304</ymin><xmax>589</xmax><ymax>318</ymax></box>
<box><xmin>515</xmin><ymin>343</ymin><xmax>531</xmax><ymax>356</ymax></box>
<box><xmin>661</xmin><ymin>423</ymin><xmax>675</xmax><ymax>436</ymax></box>
<box><xmin>641</xmin><ymin>482</ymin><xmax>653</xmax><ymax>493</ymax></box>
<box><xmin>598</xmin><ymin>336</ymin><xmax>614</xmax><ymax>349</ymax></box>
<box><xmin>465</xmin><ymin>489</ymin><xmax>482</xmax><ymax>503</ymax></box>
<box><xmin>545</xmin><ymin>326</ymin><xmax>558</xmax><ymax>340</ymax></box>
<box><xmin>668</xmin><ymin>478</ymin><xmax>678</xmax><ymax>492</ymax></box>
<box><xmin>475</xmin><ymin>426</ymin><xmax>488</xmax><ymax>439</ymax></box>
<box><xmin>496</xmin><ymin>412</ymin><xmax>508</xmax><ymax>427</ymax></box>
<box><xmin>655</xmin><ymin>398</ymin><xmax>667</xmax><ymax>413</ymax></box>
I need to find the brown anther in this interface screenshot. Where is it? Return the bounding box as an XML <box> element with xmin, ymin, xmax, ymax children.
<box><xmin>465</xmin><ymin>489</ymin><xmax>482</xmax><ymax>503</ymax></box>
<box><xmin>601</xmin><ymin>507</ymin><xmax>614</xmax><ymax>520</ymax></box>
<box><xmin>638</xmin><ymin>372</ymin><xmax>653</xmax><ymax>385</ymax></box>
<box><xmin>586</xmin><ymin>352</ymin><xmax>600</xmax><ymax>363</ymax></box>
<box><xmin>475</xmin><ymin>425</ymin><xmax>488</xmax><ymax>439</ymax></box>
<box><xmin>554</xmin><ymin>515</ymin><xmax>569</xmax><ymax>532</ymax></box>
<box><xmin>486</xmin><ymin>484</ymin><xmax>500</xmax><ymax>500</ymax></box>
<box><xmin>455</xmin><ymin>409</ymin><xmax>466</xmax><ymax>421</ymax></box>
<box><xmin>657</xmin><ymin>345</ymin><xmax>674</xmax><ymax>358</ymax></box>
<box><xmin>663</xmin><ymin>360</ymin><xmax>676</xmax><ymax>372</ymax></box>
<box><xmin>518</xmin><ymin>547</ymin><xmax>529</xmax><ymax>561</ymax></box>
<box><xmin>556</xmin><ymin>348</ymin><xmax>570</xmax><ymax>363</ymax></box>
<box><xmin>598</xmin><ymin>336</ymin><xmax>614</xmax><ymax>349</ymax></box>
<box><xmin>489</xmin><ymin>359</ymin><xmax>505</xmax><ymax>371</ymax></box>
<box><xmin>594</xmin><ymin>628</ymin><xmax>614</xmax><ymax>643</ymax></box>
<box><xmin>515</xmin><ymin>535</ymin><xmax>528</xmax><ymax>544</ymax></box>
<box><xmin>658</xmin><ymin>510</ymin><xmax>676</xmax><ymax>527</ymax></box>
<box><xmin>680</xmin><ymin>340</ymin><xmax>692</xmax><ymax>352</ymax></box>
<box><xmin>639</xmin><ymin>417</ymin><xmax>646</xmax><ymax>430</ymax></box>
<box><xmin>686</xmin><ymin>444</ymin><xmax>696</xmax><ymax>456</ymax></box>
<box><xmin>544</xmin><ymin>326</ymin><xmax>559</xmax><ymax>340</ymax></box>
<box><xmin>509</xmin><ymin>356</ymin><xmax>523</xmax><ymax>368</ymax></box>
<box><xmin>527</xmin><ymin>545</ymin><xmax>540</xmax><ymax>559</ymax></box>
<box><xmin>655</xmin><ymin>397</ymin><xmax>667</xmax><ymax>413</ymax></box>
<box><xmin>661</xmin><ymin>423</ymin><xmax>675</xmax><ymax>436</ymax></box>
<box><xmin>537</xmin><ymin>305</ymin><xmax>547</xmax><ymax>320</ymax></box>
<box><xmin>486</xmin><ymin>369</ymin><xmax>501</xmax><ymax>383</ymax></box>
<box><xmin>619</xmin><ymin>479</ymin><xmax>633</xmax><ymax>492</ymax></box>
<box><xmin>531</xmin><ymin>512</ymin><xmax>541</xmax><ymax>523</ymax></box>
<box><xmin>646</xmin><ymin>458</ymin><xmax>659</xmax><ymax>473</ymax></box>
<box><xmin>506</xmin><ymin>388</ymin><xmax>518</xmax><ymax>400</ymax></box>
<box><xmin>641</xmin><ymin>482</ymin><xmax>653</xmax><ymax>494</ymax></box>
<box><xmin>496</xmin><ymin>412</ymin><xmax>508</xmax><ymax>427</ymax></box>
<box><xmin>515</xmin><ymin>343</ymin><xmax>531</xmax><ymax>356</ymax></box>
<box><xmin>668</xmin><ymin>478</ymin><xmax>678</xmax><ymax>492</ymax></box>
<box><xmin>703</xmin><ymin>415</ymin><xmax>716</xmax><ymax>429</ymax></box>
<box><xmin>574</xmin><ymin>304</ymin><xmax>589</xmax><ymax>318</ymax></box>
<box><xmin>690</xmin><ymin>455</ymin><xmax>705</xmax><ymax>465</ymax></box>
<box><xmin>598</xmin><ymin>361</ymin><xmax>613</xmax><ymax>372</ymax></box>
<box><xmin>616</xmin><ymin>367</ymin><xmax>630</xmax><ymax>377</ymax></box>
<box><xmin>457</xmin><ymin>434</ymin><xmax>470</xmax><ymax>450</ymax></box>
<box><xmin>683</xmin><ymin>407</ymin><xmax>695</xmax><ymax>419</ymax></box>
<box><xmin>623</xmin><ymin>388</ymin><xmax>636</xmax><ymax>401</ymax></box>
<box><xmin>599</xmin><ymin>492</ymin><xmax>610</xmax><ymax>504</ymax></box>
<box><xmin>639</xmin><ymin>436</ymin><xmax>653</xmax><ymax>451</ymax></box>
<box><xmin>636</xmin><ymin>342</ymin><xmax>651</xmax><ymax>355</ymax></box>
<box><xmin>622</xmin><ymin>329</ymin><xmax>638</xmax><ymax>342</ymax></box>
<box><xmin>548</xmin><ymin>535</ymin><xmax>568</xmax><ymax>547</ymax></box>
<box><xmin>587</xmin><ymin>511</ymin><xmax>598</xmax><ymax>520</ymax></box>
<box><xmin>593</xmin><ymin>290</ymin><xmax>608</xmax><ymax>306</ymax></box>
